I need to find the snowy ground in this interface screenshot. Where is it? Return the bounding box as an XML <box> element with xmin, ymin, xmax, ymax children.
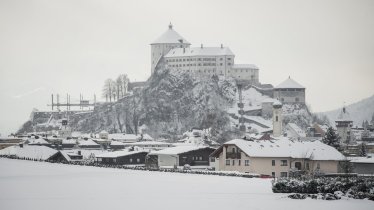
<box><xmin>0</xmin><ymin>158</ymin><xmax>372</xmax><ymax>210</ymax></box>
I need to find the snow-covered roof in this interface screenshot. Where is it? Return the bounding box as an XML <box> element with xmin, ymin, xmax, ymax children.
<box><xmin>126</xmin><ymin>141</ymin><xmax>172</xmax><ymax>146</ymax></box>
<box><xmin>0</xmin><ymin>145</ymin><xmax>57</xmax><ymax>160</ymax></box>
<box><xmin>336</xmin><ymin>107</ymin><xmax>352</xmax><ymax>122</ymax></box>
<box><xmin>78</xmin><ymin>139</ymin><xmax>99</xmax><ymax>146</ymax></box>
<box><xmin>232</xmin><ymin>64</ymin><xmax>258</xmax><ymax>69</ymax></box>
<box><xmin>220</xmin><ymin>138</ymin><xmax>345</xmax><ymax>161</ymax></box>
<box><xmin>27</xmin><ymin>138</ymin><xmax>50</xmax><ymax>145</ymax></box>
<box><xmin>96</xmin><ymin>150</ymin><xmax>148</xmax><ymax>158</ymax></box>
<box><xmin>262</xmin><ymin>98</ymin><xmax>280</xmax><ymax>103</ymax></box>
<box><xmin>149</xmin><ymin>146</ymin><xmax>211</xmax><ymax>155</ymax></box>
<box><xmin>151</xmin><ymin>24</ymin><xmax>190</xmax><ymax>45</ymax></box>
<box><xmin>108</xmin><ymin>133</ymin><xmax>140</xmax><ymax>141</ymax></box>
<box><xmin>350</xmin><ymin>156</ymin><xmax>374</xmax><ymax>164</ymax></box>
<box><xmin>62</xmin><ymin>139</ymin><xmax>76</xmax><ymax>145</ymax></box>
<box><xmin>286</xmin><ymin>123</ymin><xmax>306</xmax><ymax>137</ymax></box>
<box><xmin>165</xmin><ymin>47</ymin><xmax>234</xmax><ymax>58</ymax></box>
<box><xmin>275</xmin><ymin>77</ymin><xmax>305</xmax><ymax>89</ymax></box>
<box><xmin>110</xmin><ymin>140</ymin><xmax>125</xmax><ymax>146</ymax></box>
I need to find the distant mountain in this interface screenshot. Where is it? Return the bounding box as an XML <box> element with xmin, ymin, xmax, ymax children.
<box><xmin>319</xmin><ymin>95</ymin><xmax>374</xmax><ymax>127</ymax></box>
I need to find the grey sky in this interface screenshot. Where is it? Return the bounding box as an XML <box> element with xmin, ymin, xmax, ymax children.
<box><xmin>0</xmin><ymin>0</ymin><xmax>373</xmax><ymax>135</ymax></box>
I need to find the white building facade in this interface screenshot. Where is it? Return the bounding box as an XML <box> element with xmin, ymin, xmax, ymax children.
<box><xmin>151</xmin><ymin>24</ymin><xmax>259</xmax><ymax>83</ymax></box>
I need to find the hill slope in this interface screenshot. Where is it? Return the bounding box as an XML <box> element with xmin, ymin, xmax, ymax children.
<box><xmin>320</xmin><ymin>95</ymin><xmax>374</xmax><ymax>127</ymax></box>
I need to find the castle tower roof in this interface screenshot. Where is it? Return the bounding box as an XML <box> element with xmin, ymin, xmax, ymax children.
<box><xmin>275</xmin><ymin>77</ymin><xmax>305</xmax><ymax>89</ymax></box>
<box><xmin>151</xmin><ymin>23</ymin><xmax>190</xmax><ymax>45</ymax></box>
<box><xmin>336</xmin><ymin>106</ymin><xmax>352</xmax><ymax>122</ymax></box>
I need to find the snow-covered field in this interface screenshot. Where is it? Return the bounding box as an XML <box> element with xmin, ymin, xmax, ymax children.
<box><xmin>0</xmin><ymin>158</ymin><xmax>372</xmax><ymax>210</ymax></box>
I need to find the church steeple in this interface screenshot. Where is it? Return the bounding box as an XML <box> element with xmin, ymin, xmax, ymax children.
<box><xmin>169</xmin><ymin>22</ymin><xmax>173</xmax><ymax>29</ymax></box>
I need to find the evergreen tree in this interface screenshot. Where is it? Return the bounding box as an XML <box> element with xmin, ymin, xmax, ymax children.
<box><xmin>322</xmin><ymin>127</ymin><xmax>341</xmax><ymax>150</ymax></box>
<box><xmin>359</xmin><ymin>143</ymin><xmax>367</xmax><ymax>157</ymax></box>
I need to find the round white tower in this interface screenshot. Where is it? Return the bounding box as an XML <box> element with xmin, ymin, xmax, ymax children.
<box><xmin>150</xmin><ymin>23</ymin><xmax>190</xmax><ymax>74</ymax></box>
<box><xmin>272</xmin><ymin>101</ymin><xmax>283</xmax><ymax>137</ymax></box>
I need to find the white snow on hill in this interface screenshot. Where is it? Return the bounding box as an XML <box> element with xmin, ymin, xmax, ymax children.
<box><xmin>0</xmin><ymin>159</ymin><xmax>372</xmax><ymax>210</ymax></box>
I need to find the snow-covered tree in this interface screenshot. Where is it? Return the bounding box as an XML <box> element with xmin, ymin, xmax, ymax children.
<box><xmin>116</xmin><ymin>74</ymin><xmax>129</xmax><ymax>99</ymax></box>
<box><xmin>322</xmin><ymin>127</ymin><xmax>341</xmax><ymax>150</ymax></box>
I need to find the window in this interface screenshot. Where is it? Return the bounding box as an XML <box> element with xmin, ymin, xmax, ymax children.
<box><xmin>130</xmin><ymin>158</ymin><xmax>133</xmax><ymax>163</ymax></box>
<box><xmin>199</xmin><ymin>156</ymin><xmax>202</xmax><ymax>161</ymax></box>
<box><xmin>232</xmin><ymin>160</ymin><xmax>235</xmax><ymax>166</ymax></box>
<box><xmin>317</xmin><ymin>163</ymin><xmax>320</xmax><ymax>170</ymax></box>
<box><xmin>295</xmin><ymin>98</ymin><xmax>299</xmax><ymax>102</ymax></box>
<box><xmin>227</xmin><ymin>58</ymin><xmax>231</xmax><ymax>60</ymax></box>
<box><xmin>226</xmin><ymin>159</ymin><xmax>230</xmax><ymax>166</ymax></box>
<box><xmin>276</xmin><ymin>116</ymin><xmax>278</xmax><ymax>122</ymax></box>
<box><xmin>272</xmin><ymin>160</ymin><xmax>275</xmax><ymax>166</ymax></box>
<box><xmin>306</xmin><ymin>162</ymin><xmax>310</xmax><ymax>170</ymax></box>
<box><xmin>245</xmin><ymin>160</ymin><xmax>249</xmax><ymax>166</ymax></box>
<box><xmin>137</xmin><ymin>158</ymin><xmax>140</xmax><ymax>163</ymax></box>
<box><xmin>280</xmin><ymin>172</ymin><xmax>288</xmax><ymax>177</ymax></box>
<box><xmin>238</xmin><ymin>160</ymin><xmax>241</xmax><ymax>166</ymax></box>
<box><xmin>113</xmin><ymin>159</ymin><xmax>116</xmax><ymax>163</ymax></box>
<box><xmin>232</xmin><ymin>148</ymin><xmax>235</xmax><ymax>153</ymax></box>
<box><xmin>280</xmin><ymin>160</ymin><xmax>288</xmax><ymax>166</ymax></box>
<box><xmin>210</xmin><ymin>157</ymin><xmax>215</xmax><ymax>162</ymax></box>
<box><xmin>272</xmin><ymin>172</ymin><xmax>275</xmax><ymax>177</ymax></box>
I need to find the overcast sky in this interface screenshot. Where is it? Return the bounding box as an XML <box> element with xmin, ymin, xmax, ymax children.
<box><xmin>0</xmin><ymin>0</ymin><xmax>373</xmax><ymax>136</ymax></box>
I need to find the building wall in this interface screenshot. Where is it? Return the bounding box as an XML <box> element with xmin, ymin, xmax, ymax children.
<box><xmin>165</xmin><ymin>54</ymin><xmax>259</xmax><ymax>83</ymax></box>
<box><xmin>273</xmin><ymin>106</ymin><xmax>282</xmax><ymax>137</ymax></box>
<box><xmin>273</xmin><ymin>89</ymin><xmax>305</xmax><ymax>104</ymax></box>
<box><xmin>157</xmin><ymin>154</ymin><xmax>178</xmax><ymax>167</ymax></box>
<box><xmin>151</xmin><ymin>43</ymin><xmax>190</xmax><ymax>74</ymax></box>
<box><xmin>336</xmin><ymin>122</ymin><xmax>352</xmax><ymax>144</ymax></box>
<box><xmin>353</xmin><ymin>163</ymin><xmax>374</xmax><ymax>174</ymax></box>
<box><xmin>261</xmin><ymin>102</ymin><xmax>273</xmax><ymax>118</ymax></box>
<box><xmin>178</xmin><ymin>148</ymin><xmax>215</xmax><ymax>166</ymax></box>
<box><xmin>227</xmin><ymin>67</ymin><xmax>259</xmax><ymax>83</ymax></box>
<box><xmin>98</xmin><ymin>152</ymin><xmax>148</xmax><ymax>165</ymax></box>
<box><xmin>215</xmin><ymin>145</ymin><xmax>340</xmax><ymax>177</ymax></box>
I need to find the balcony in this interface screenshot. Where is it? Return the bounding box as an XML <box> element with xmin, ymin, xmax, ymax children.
<box><xmin>226</xmin><ymin>152</ymin><xmax>241</xmax><ymax>159</ymax></box>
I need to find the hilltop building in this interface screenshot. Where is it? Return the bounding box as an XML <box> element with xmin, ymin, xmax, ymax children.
<box><xmin>273</xmin><ymin>77</ymin><xmax>305</xmax><ymax>104</ymax></box>
<box><xmin>151</xmin><ymin>24</ymin><xmax>259</xmax><ymax>83</ymax></box>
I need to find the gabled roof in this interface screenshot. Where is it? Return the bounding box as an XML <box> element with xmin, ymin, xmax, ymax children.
<box><xmin>151</xmin><ymin>24</ymin><xmax>190</xmax><ymax>45</ymax></box>
<box><xmin>275</xmin><ymin>77</ymin><xmax>305</xmax><ymax>89</ymax></box>
<box><xmin>149</xmin><ymin>146</ymin><xmax>213</xmax><ymax>156</ymax></box>
<box><xmin>96</xmin><ymin>150</ymin><xmax>148</xmax><ymax>158</ymax></box>
<box><xmin>0</xmin><ymin>145</ymin><xmax>57</xmax><ymax>160</ymax></box>
<box><xmin>211</xmin><ymin>138</ymin><xmax>344</xmax><ymax>161</ymax></box>
<box><xmin>165</xmin><ymin>47</ymin><xmax>234</xmax><ymax>58</ymax></box>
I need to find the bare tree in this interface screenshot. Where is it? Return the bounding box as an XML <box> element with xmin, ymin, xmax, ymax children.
<box><xmin>102</xmin><ymin>78</ymin><xmax>115</xmax><ymax>102</ymax></box>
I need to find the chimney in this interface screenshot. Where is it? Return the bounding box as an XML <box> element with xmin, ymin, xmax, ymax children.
<box><xmin>221</xmin><ymin>44</ymin><xmax>223</xmax><ymax>49</ymax></box>
<box><xmin>201</xmin><ymin>44</ymin><xmax>203</xmax><ymax>49</ymax></box>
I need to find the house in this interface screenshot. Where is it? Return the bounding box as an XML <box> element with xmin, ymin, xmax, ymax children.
<box><xmin>78</xmin><ymin>139</ymin><xmax>101</xmax><ymax>149</ymax></box>
<box><xmin>48</xmin><ymin>150</ymin><xmax>83</xmax><ymax>163</ymax></box>
<box><xmin>61</xmin><ymin>139</ymin><xmax>77</xmax><ymax>149</ymax></box>
<box><xmin>26</xmin><ymin>137</ymin><xmax>51</xmax><ymax>147</ymax></box>
<box><xmin>108</xmin><ymin>133</ymin><xmax>141</xmax><ymax>143</ymax></box>
<box><xmin>125</xmin><ymin>141</ymin><xmax>173</xmax><ymax>150</ymax></box>
<box><xmin>273</xmin><ymin>77</ymin><xmax>305</xmax><ymax>104</ymax></box>
<box><xmin>0</xmin><ymin>137</ymin><xmax>23</xmax><ymax>150</ymax></box>
<box><xmin>210</xmin><ymin>138</ymin><xmax>345</xmax><ymax>178</ymax></box>
<box><xmin>0</xmin><ymin>144</ymin><xmax>57</xmax><ymax>160</ymax></box>
<box><xmin>109</xmin><ymin>140</ymin><xmax>126</xmax><ymax>150</ymax></box>
<box><xmin>96</xmin><ymin>150</ymin><xmax>149</xmax><ymax>165</ymax></box>
<box><xmin>146</xmin><ymin>146</ymin><xmax>216</xmax><ymax>168</ymax></box>
<box><xmin>350</xmin><ymin>156</ymin><xmax>374</xmax><ymax>174</ymax></box>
